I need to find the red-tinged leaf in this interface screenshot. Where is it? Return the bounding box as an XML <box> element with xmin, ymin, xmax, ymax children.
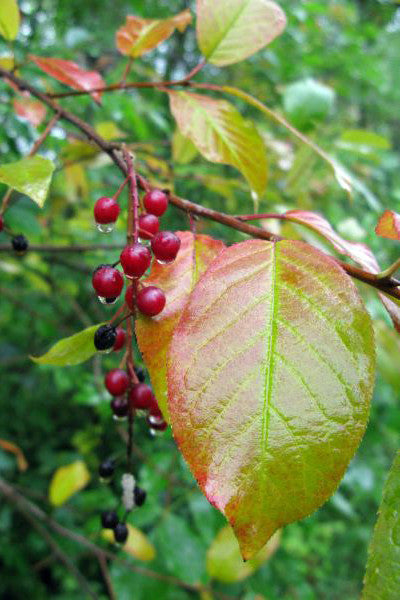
<box><xmin>280</xmin><ymin>210</ymin><xmax>400</xmax><ymax>333</ymax></box>
<box><xmin>13</xmin><ymin>97</ymin><xmax>47</xmax><ymax>127</ymax></box>
<box><xmin>29</xmin><ymin>55</ymin><xmax>105</xmax><ymax>103</ymax></box>
<box><xmin>116</xmin><ymin>10</ymin><xmax>192</xmax><ymax>58</ymax></box>
<box><xmin>136</xmin><ymin>232</ymin><xmax>225</xmax><ymax>421</ymax></box>
<box><xmin>168</xmin><ymin>239</ymin><xmax>375</xmax><ymax>559</ymax></box>
<box><xmin>375</xmin><ymin>210</ymin><xmax>400</xmax><ymax>241</ymax></box>
<box><xmin>0</xmin><ymin>439</ymin><xmax>28</xmax><ymax>471</ymax></box>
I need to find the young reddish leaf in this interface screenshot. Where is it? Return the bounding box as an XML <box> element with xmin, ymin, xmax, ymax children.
<box><xmin>29</xmin><ymin>55</ymin><xmax>105</xmax><ymax>103</ymax></box>
<box><xmin>13</xmin><ymin>96</ymin><xmax>47</xmax><ymax>127</ymax></box>
<box><xmin>375</xmin><ymin>210</ymin><xmax>400</xmax><ymax>241</ymax></box>
<box><xmin>116</xmin><ymin>10</ymin><xmax>192</xmax><ymax>58</ymax></box>
<box><xmin>168</xmin><ymin>91</ymin><xmax>268</xmax><ymax>197</ymax></box>
<box><xmin>362</xmin><ymin>451</ymin><xmax>400</xmax><ymax>599</ymax></box>
<box><xmin>136</xmin><ymin>232</ymin><xmax>224</xmax><ymax>421</ymax></box>
<box><xmin>279</xmin><ymin>210</ymin><xmax>400</xmax><ymax>333</ymax></box>
<box><xmin>196</xmin><ymin>0</ymin><xmax>286</xmax><ymax>67</ymax></box>
<box><xmin>168</xmin><ymin>239</ymin><xmax>375</xmax><ymax>559</ymax></box>
<box><xmin>0</xmin><ymin>0</ymin><xmax>20</xmax><ymax>41</ymax></box>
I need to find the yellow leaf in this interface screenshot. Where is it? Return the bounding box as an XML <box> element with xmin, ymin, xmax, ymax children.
<box><xmin>0</xmin><ymin>0</ymin><xmax>20</xmax><ymax>41</ymax></box>
<box><xmin>102</xmin><ymin>524</ymin><xmax>156</xmax><ymax>561</ymax></box>
<box><xmin>49</xmin><ymin>460</ymin><xmax>90</xmax><ymax>506</ymax></box>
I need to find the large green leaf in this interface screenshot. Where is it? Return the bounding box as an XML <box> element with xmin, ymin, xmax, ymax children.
<box><xmin>136</xmin><ymin>232</ymin><xmax>224</xmax><ymax>421</ymax></box>
<box><xmin>362</xmin><ymin>451</ymin><xmax>400</xmax><ymax>599</ymax></box>
<box><xmin>196</xmin><ymin>0</ymin><xmax>286</xmax><ymax>66</ymax></box>
<box><xmin>49</xmin><ymin>460</ymin><xmax>90</xmax><ymax>506</ymax></box>
<box><xmin>168</xmin><ymin>239</ymin><xmax>375</xmax><ymax>559</ymax></box>
<box><xmin>0</xmin><ymin>156</ymin><xmax>55</xmax><ymax>208</ymax></box>
<box><xmin>31</xmin><ymin>324</ymin><xmax>104</xmax><ymax>366</ymax></box>
<box><xmin>168</xmin><ymin>91</ymin><xmax>268</xmax><ymax>196</ymax></box>
<box><xmin>0</xmin><ymin>0</ymin><xmax>20</xmax><ymax>41</ymax></box>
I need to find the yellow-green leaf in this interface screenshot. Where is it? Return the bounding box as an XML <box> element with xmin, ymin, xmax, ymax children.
<box><xmin>0</xmin><ymin>156</ymin><xmax>55</xmax><ymax>208</ymax></box>
<box><xmin>0</xmin><ymin>0</ymin><xmax>20</xmax><ymax>41</ymax></box>
<box><xmin>172</xmin><ymin>129</ymin><xmax>198</xmax><ymax>165</ymax></box>
<box><xmin>116</xmin><ymin>10</ymin><xmax>192</xmax><ymax>58</ymax></box>
<box><xmin>31</xmin><ymin>323</ymin><xmax>104</xmax><ymax>366</ymax></box>
<box><xmin>95</xmin><ymin>121</ymin><xmax>127</xmax><ymax>141</ymax></box>
<box><xmin>49</xmin><ymin>460</ymin><xmax>90</xmax><ymax>506</ymax></box>
<box><xmin>196</xmin><ymin>0</ymin><xmax>286</xmax><ymax>66</ymax></box>
<box><xmin>168</xmin><ymin>239</ymin><xmax>375</xmax><ymax>559</ymax></box>
<box><xmin>362</xmin><ymin>451</ymin><xmax>400</xmax><ymax>599</ymax></box>
<box><xmin>168</xmin><ymin>91</ymin><xmax>268</xmax><ymax>196</ymax></box>
<box><xmin>207</xmin><ymin>525</ymin><xmax>280</xmax><ymax>582</ymax></box>
<box><xmin>102</xmin><ymin>524</ymin><xmax>156</xmax><ymax>561</ymax></box>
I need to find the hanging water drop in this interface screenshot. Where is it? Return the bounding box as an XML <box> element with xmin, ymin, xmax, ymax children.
<box><xmin>96</xmin><ymin>222</ymin><xmax>115</xmax><ymax>234</ymax></box>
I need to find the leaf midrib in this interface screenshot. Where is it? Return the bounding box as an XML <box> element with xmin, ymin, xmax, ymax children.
<box><xmin>203</xmin><ymin>0</ymin><xmax>253</xmax><ymax>61</ymax></box>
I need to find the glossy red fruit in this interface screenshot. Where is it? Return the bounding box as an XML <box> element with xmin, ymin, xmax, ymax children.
<box><xmin>143</xmin><ymin>189</ymin><xmax>168</xmax><ymax>217</ymax></box>
<box><xmin>151</xmin><ymin>231</ymin><xmax>181</xmax><ymax>264</ymax></box>
<box><xmin>137</xmin><ymin>286</ymin><xmax>166</xmax><ymax>317</ymax></box>
<box><xmin>105</xmin><ymin>369</ymin><xmax>130</xmax><ymax>396</ymax></box>
<box><xmin>0</xmin><ymin>215</ymin><xmax>4</xmax><ymax>232</ymax></box>
<box><xmin>92</xmin><ymin>266</ymin><xmax>124</xmax><ymax>298</ymax></box>
<box><xmin>148</xmin><ymin>418</ymin><xmax>168</xmax><ymax>432</ymax></box>
<box><xmin>130</xmin><ymin>383</ymin><xmax>155</xmax><ymax>410</ymax></box>
<box><xmin>125</xmin><ymin>285</ymin><xmax>135</xmax><ymax>311</ymax></box>
<box><xmin>113</xmin><ymin>328</ymin><xmax>126</xmax><ymax>352</ymax></box>
<box><xmin>138</xmin><ymin>214</ymin><xmax>159</xmax><ymax>240</ymax></box>
<box><xmin>149</xmin><ymin>402</ymin><xmax>163</xmax><ymax>420</ymax></box>
<box><xmin>120</xmin><ymin>243</ymin><xmax>152</xmax><ymax>278</ymax></box>
<box><xmin>94</xmin><ymin>197</ymin><xmax>120</xmax><ymax>224</ymax></box>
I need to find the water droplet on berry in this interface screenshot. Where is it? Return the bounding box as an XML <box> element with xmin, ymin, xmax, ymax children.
<box><xmin>138</xmin><ymin>237</ymin><xmax>151</xmax><ymax>246</ymax></box>
<box><xmin>135</xmin><ymin>409</ymin><xmax>147</xmax><ymax>418</ymax></box>
<box><xmin>100</xmin><ymin>347</ymin><xmax>114</xmax><ymax>355</ymax></box>
<box><xmin>149</xmin><ymin>414</ymin><xmax>164</xmax><ymax>426</ymax></box>
<box><xmin>149</xmin><ymin>427</ymin><xmax>166</xmax><ymax>437</ymax></box>
<box><xmin>96</xmin><ymin>222</ymin><xmax>114</xmax><ymax>234</ymax></box>
<box><xmin>98</xmin><ymin>295</ymin><xmax>118</xmax><ymax>305</ymax></box>
<box><xmin>112</xmin><ymin>413</ymin><xmax>128</xmax><ymax>422</ymax></box>
<box><xmin>156</xmin><ymin>257</ymin><xmax>174</xmax><ymax>265</ymax></box>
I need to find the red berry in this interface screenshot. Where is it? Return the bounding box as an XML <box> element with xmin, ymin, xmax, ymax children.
<box><xmin>120</xmin><ymin>243</ymin><xmax>152</xmax><ymax>278</ymax></box>
<box><xmin>105</xmin><ymin>369</ymin><xmax>130</xmax><ymax>396</ymax></box>
<box><xmin>113</xmin><ymin>328</ymin><xmax>126</xmax><ymax>352</ymax></box>
<box><xmin>151</xmin><ymin>231</ymin><xmax>181</xmax><ymax>264</ymax></box>
<box><xmin>92</xmin><ymin>266</ymin><xmax>124</xmax><ymax>298</ymax></box>
<box><xmin>137</xmin><ymin>286</ymin><xmax>166</xmax><ymax>317</ymax></box>
<box><xmin>148</xmin><ymin>418</ymin><xmax>168</xmax><ymax>432</ymax></box>
<box><xmin>139</xmin><ymin>214</ymin><xmax>159</xmax><ymax>240</ymax></box>
<box><xmin>130</xmin><ymin>383</ymin><xmax>155</xmax><ymax>410</ymax></box>
<box><xmin>149</xmin><ymin>402</ymin><xmax>163</xmax><ymax>420</ymax></box>
<box><xmin>111</xmin><ymin>396</ymin><xmax>128</xmax><ymax>418</ymax></box>
<box><xmin>0</xmin><ymin>215</ymin><xmax>4</xmax><ymax>233</ymax></box>
<box><xmin>125</xmin><ymin>285</ymin><xmax>135</xmax><ymax>311</ymax></box>
<box><xmin>94</xmin><ymin>197</ymin><xmax>120</xmax><ymax>224</ymax></box>
<box><xmin>143</xmin><ymin>189</ymin><xmax>168</xmax><ymax>217</ymax></box>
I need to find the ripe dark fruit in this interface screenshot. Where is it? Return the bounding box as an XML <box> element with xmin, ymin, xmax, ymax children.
<box><xmin>101</xmin><ymin>510</ymin><xmax>118</xmax><ymax>529</ymax></box>
<box><xmin>148</xmin><ymin>418</ymin><xmax>168</xmax><ymax>432</ymax></box>
<box><xmin>92</xmin><ymin>266</ymin><xmax>124</xmax><ymax>298</ymax></box>
<box><xmin>143</xmin><ymin>189</ymin><xmax>168</xmax><ymax>217</ymax></box>
<box><xmin>134</xmin><ymin>365</ymin><xmax>145</xmax><ymax>382</ymax></box>
<box><xmin>105</xmin><ymin>369</ymin><xmax>130</xmax><ymax>396</ymax></box>
<box><xmin>0</xmin><ymin>215</ymin><xmax>4</xmax><ymax>232</ymax></box>
<box><xmin>149</xmin><ymin>402</ymin><xmax>163</xmax><ymax>420</ymax></box>
<box><xmin>134</xmin><ymin>486</ymin><xmax>147</xmax><ymax>507</ymax></box>
<box><xmin>113</xmin><ymin>522</ymin><xmax>129</xmax><ymax>544</ymax></box>
<box><xmin>130</xmin><ymin>383</ymin><xmax>155</xmax><ymax>410</ymax></box>
<box><xmin>120</xmin><ymin>243</ymin><xmax>152</xmax><ymax>278</ymax></box>
<box><xmin>137</xmin><ymin>286</ymin><xmax>166</xmax><ymax>317</ymax></box>
<box><xmin>111</xmin><ymin>396</ymin><xmax>129</xmax><ymax>418</ymax></box>
<box><xmin>99</xmin><ymin>459</ymin><xmax>115</xmax><ymax>480</ymax></box>
<box><xmin>138</xmin><ymin>213</ymin><xmax>159</xmax><ymax>240</ymax></box>
<box><xmin>12</xmin><ymin>234</ymin><xmax>28</xmax><ymax>255</ymax></box>
<box><xmin>94</xmin><ymin>325</ymin><xmax>117</xmax><ymax>351</ymax></box>
<box><xmin>113</xmin><ymin>328</ymin><xmax>126</xmax><ymax>352</ymax></box>
<box><xmin>94</xmin><ymin>197</ymin><xmax>120</xmax><ymax>224</ymax></box>
<box><xmin>151</xmin><ymin>231</ymin><xmax>181</xmax><ymax>264</ymax></box>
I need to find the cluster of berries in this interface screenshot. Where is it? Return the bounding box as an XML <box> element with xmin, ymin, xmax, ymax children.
<box><xmin>99</xmin><ymin>460</ymin><xmax>146</xmax><ymax>544</ymax></box>
<box><xmin>92</xmin><ymin>188</ymin><xmax>180</xmax><ymax>318</ymax></box>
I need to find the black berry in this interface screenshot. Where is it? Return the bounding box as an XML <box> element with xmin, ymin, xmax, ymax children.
<box><xmin>99</xmin><ymin>459</ymin><xmax>115</xmax><ymax>480</ymax></box>
<box><xmin>101</xmin><ymin>510</ymin><xmax>118</xmax><ymax>529</ymax></box>
<box><xmin>134</xmin><ymin>365</ymin><xmax>146</xmax><ymax>382</ymax></box>
<box><xmin>113</xmin><ymin>522</ymin><xmax>129</xmax><ymax>544</ymax></box>
<box><xmin>12</xmin><ymin>234</ymin><xmax>28</xmax><ymax>254</ymax></box>
<box><xmin>134</xmin><ymin>486</ymin><xmax>147</xmax><ymax>507</ymax></box>
<box><xmin>94</xmin><ymin>325</ymin><xmax>117</xmax><ymax>351</ymax></box>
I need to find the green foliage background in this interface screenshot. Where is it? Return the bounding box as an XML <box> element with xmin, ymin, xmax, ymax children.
<box><xmin>0</xmin><ymin>1</ymin><xmax>399</xmax><ymax>598</ymax></box>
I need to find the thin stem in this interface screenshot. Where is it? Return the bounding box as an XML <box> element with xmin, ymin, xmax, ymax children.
<box><xmin>377</xmin><ymin>257</ymin><xmax>400</xmax><ymax>281</ymax></box>
<box><xmin>0</xmin><ymin>243</ymin><xmax>125</xmax><ymax>252</ymax></box>
<box><xmin>112</xmin><ymin>176</ymin><xmax>129</xmax><ymax>201</ymax></box>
